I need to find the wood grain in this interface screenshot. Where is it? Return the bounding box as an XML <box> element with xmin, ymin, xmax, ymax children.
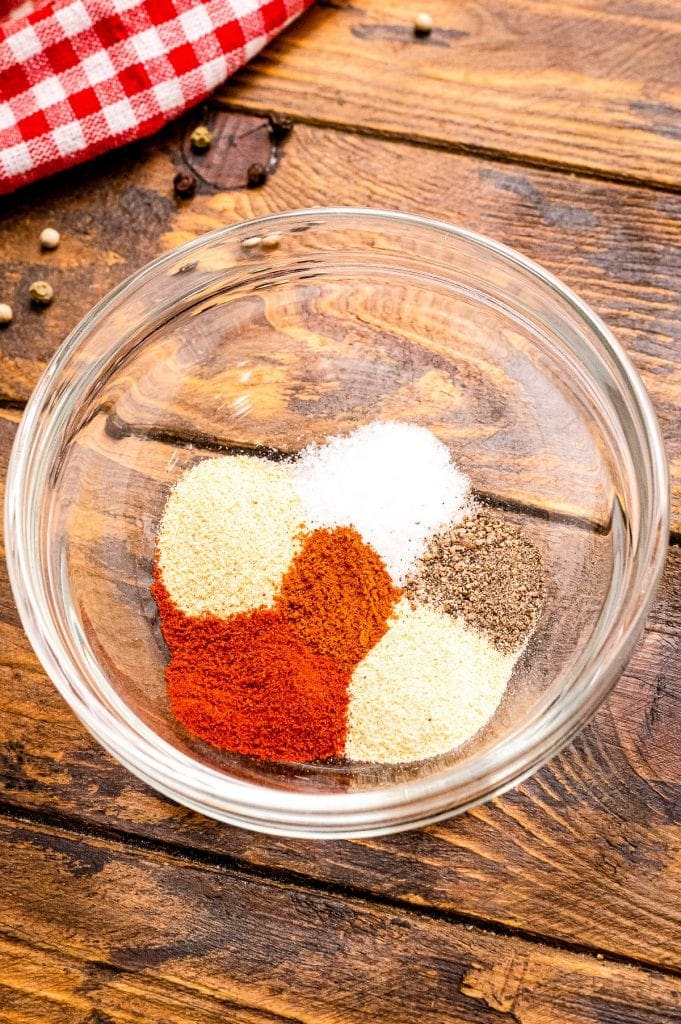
<box><xmin>1</xmin><ymin>814</ymin><xmax>680</xmax><ymax>1024</ymax></box>
<box><xmin>218</xmin><ymin>0</ymin><xmax>681</xmax><ymax>188</ymax></box>
<box><xmin>0</xmin><ymin>405</ymin><xmax>679</xmax><ymax>970</ymax></box>
<box><xmin>1</xmin><ymin>10</ymin><xmax>679</xmax><ymax>1012</ymax></box>
<box><xmin>1</xmin><ymin>119</ymin><xmax>680</xmax><ymax>526</ymax></box>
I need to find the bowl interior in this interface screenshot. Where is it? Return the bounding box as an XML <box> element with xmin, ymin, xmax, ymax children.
<box><xmin>13</xmin><ymin>210</ymin><xmax>664</xmax><ymax>821</ymax></box>
<box><xmin>11</xmin><ymin>205</ymin><xmax>663</xmax><ymax>831</ymax></box>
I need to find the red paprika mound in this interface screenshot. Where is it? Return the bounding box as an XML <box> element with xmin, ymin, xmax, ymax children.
<box><xmin>152</xmin><ymin>525</ymin><xmax>399</xmax><ymax>763</ymax></box>
<box><xmin>276</xmin><ymin>526</ymin><xmax>401</xmax><ymax>669</ymax></box>
<box><xmin>153</xmin><ymin>574</ymin><xmax>349</xmax><ymax>762</ymax></box>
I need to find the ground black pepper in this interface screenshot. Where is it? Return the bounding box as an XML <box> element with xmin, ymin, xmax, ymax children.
<box><xmin>405</xmin><ymin>508</ymin><xmax>544</xmax><ymax>653</ymax></box>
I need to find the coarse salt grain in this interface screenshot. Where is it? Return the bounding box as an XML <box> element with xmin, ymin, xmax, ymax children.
<box><xmin>157</xmin><ymin>455</ymin><xmax>304</xmax><ymax>618</ymax></box>
<box><xmin>293</xmin><ymin>421</ymin><xmax>471</xmax><ymax>584</ymax></box>
<box><xmin>346</xmin><ymin>598</ymin><xmax>518</xmax><ymax>763</ymax></box>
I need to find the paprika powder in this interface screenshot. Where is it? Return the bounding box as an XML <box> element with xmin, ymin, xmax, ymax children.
<box><xmin>276</xmin><ymin>526</ymin><xmax>401</xmax><ymax>668</ymax></box>
<box><xmin>153</xmin><ymin>572</ymin><xmax>349</xmax><ymax>762</ymax></box>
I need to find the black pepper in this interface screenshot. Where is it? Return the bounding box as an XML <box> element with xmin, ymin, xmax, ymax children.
<box><xmin>405</xmin><ymin>508</ymin><xmax>544</xmax><ymax>653</ymax></box>
<box><xmin>173</xmin><ymin>171</ymin><xmax>197</xmax><ymax>198</ymax></box>
<box><xmin>247</xmin><ymin>162</ymin><xmax>268</xmax><ymax>187</ymax></box>
<box><xmin>269</xmin><ymin>113</ymin><xmax>293</xmax><ymax>141</ymax></box>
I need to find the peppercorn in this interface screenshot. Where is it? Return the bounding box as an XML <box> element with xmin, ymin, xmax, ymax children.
<box><xmin>29</xmin><ymin>280</ymin><xmax>54</xmax><ymax>306</ymax></box>
<box><xmin>414</xmin><ymin>11</ymin><xmax>433</xmax><ymax>35</ymax></box>
<box><xmin>40</xmin><ymin>227</ymin><xmax>60</xmax><ymax>250</ymax></box>
<box><xmin>261</xmin><ymin>232</ymin><xmax>281</xmax><ymax>250</ymax></box>
<box><xmin>269</xmin><ymin>113</ymin><xmax>293</xmax><ymax>142</ymax></box>
<box><xmin>190</xmin><ymin>125</ymin><xmax>213</xmax><ymax>152</ymax></box>
<box><xmin>0</xmin><ymin>303</ymin><xmax>13</xmax><ymax>325</ymax></box>
<box><xmin>247</xmin><ymin>162</ymin><xmax>268</xmax><ymax>188</ymax></box>
<box><xmin>173</xmin><ymin>171</ymin><xmax>197</xmax><ymax>198</ymax></box>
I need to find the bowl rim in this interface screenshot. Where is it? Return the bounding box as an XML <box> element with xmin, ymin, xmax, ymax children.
<box><xmin>5</xmin><ymin>206</ymin><xmax>670</xmax><ymax>837</ymax></box>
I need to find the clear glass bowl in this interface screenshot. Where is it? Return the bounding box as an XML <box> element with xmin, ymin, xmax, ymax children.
<box><xmin>5</xmin><ymin>208</ymin><xmax>669</xmax><ymax>838</ymax></box>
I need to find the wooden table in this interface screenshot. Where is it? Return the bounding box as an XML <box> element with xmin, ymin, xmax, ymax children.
<box><xmin>1</xmin><ymin>2</ymin><xmax>680</xmax><ymax>1020</ymax></box>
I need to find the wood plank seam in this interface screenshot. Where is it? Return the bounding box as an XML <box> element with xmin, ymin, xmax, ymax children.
<box><xmin>0</xmin><ymin>930</ymin><xmax>309</xmax><ymax>1024</ymax></box>
<box><xmin>2</xmin><ymin>798</ymin><xmax>679</xmax><ymax>982</ymax></box>
<box><xmin>3</xmin><ymin>406</ymin><xmax>667</xmax><ymax>540</ymax></box>
<box><xmin>215</xmin><ymin>100</ymin><xmax>681</xmax><ymax>198</ymax></box>
<box><xmin>0</xmin><ymin>399</ymin><xmax>26</xmax><ymax>413</ymax></box>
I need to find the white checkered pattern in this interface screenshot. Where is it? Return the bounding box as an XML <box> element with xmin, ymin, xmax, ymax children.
<box><xmin>0</xmin><ymin>0</ymin><xmax>312</xmax><ymax>194</ymax></box>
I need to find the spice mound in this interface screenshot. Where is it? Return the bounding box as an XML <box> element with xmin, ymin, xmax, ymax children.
<box><xmin>157</xmin><ymin>455</ymin><xmax>304</xmax><ymax>618</ymax></box>
<box><xmin>346</xmin><ymin>599</ymin><xmax>517</xmax><ymax>763</ymax></box>
<box><xmin>404</xmin><ymin>508</ymin><xmax>544</xmax><ymax>654</ymax></box>
<box><xmin>153</xmin><ymin>577</ymin><xmax>348</xmax><ymax>762</ymax></box>
<box><xmin>276</xmin><ymin>526</ymin><xmax>401</xmax><ymax>669</ymax></box>
<box><xmin>153</xmin><ymin>421</ymin><xmax>545</xmax><ymax>765</ymax></box>
<box><xmin>294</xmin><ymin>420</ymin><xmax>471</xmax><ymax>585</ymax></box>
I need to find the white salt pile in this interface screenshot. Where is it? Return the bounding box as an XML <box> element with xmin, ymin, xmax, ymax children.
<box><xmin>293</xmin><ymin>421</ymin><xmax>471</xmax><ymax>584</ymax></box>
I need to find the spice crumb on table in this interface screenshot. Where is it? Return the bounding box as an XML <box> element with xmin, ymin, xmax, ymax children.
<box><xmin>153</xmin><ymin>421</ymin><xmax>545</xmax><ymax>765</ymax></box>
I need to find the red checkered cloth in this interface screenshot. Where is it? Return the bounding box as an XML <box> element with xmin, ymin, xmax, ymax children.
<box><xmin>0</xmin><ymin>0</ymin><xmax>312</xmax><ymax>195</ymax></box>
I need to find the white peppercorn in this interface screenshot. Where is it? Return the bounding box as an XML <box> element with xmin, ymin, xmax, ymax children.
<box><xmin>414</xmin><ymin>11</ymin><xmax>433</xmax><ymax>35</ymax></box>
<box><xmin>0</xmin><ymin>303</ymin><xmax>13</xmax><ymax>325</ymax></box>
<box><xmin>261</xmin><ymin>232</ymin><xmax>281</xmax><ymax>250</ymax></box>
<box><xmin>40</xmin><ymin>227</ymin><xmax>60</xmax><ymax>249</ymax></box>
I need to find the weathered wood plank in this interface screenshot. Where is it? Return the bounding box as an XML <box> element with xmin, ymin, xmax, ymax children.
<box><xmin>219</xmin><ymin>0</ymin><xmax>681</xmax><ymax>188</ymax></box>
<box><xmin>0</xmin><ymin>407</ymin><xmax>679</xmax><ymax>970</ymax></box>
<box><xmin>1</xmin><ymin>118</ymin><xmax>680</xmax><ymax>525</ymax></box>
<box><xmin>1</xmin><ymin>815</ymin><xmax>680</xmax><ymax>1024</ymax></box>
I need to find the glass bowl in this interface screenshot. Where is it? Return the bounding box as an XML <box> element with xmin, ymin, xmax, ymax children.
<box><xmin>5</xmin><ymin>208</ymin><xmax>669</xmax><ymax>838</ymax></box>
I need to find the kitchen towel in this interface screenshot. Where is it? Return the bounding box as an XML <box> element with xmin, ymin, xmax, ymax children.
<box><xmin>0</xmin><ymin>0</ymin><xmax>312</xmax><ymax>194</ymax></box>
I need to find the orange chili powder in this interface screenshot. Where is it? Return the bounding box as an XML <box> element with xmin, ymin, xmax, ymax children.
<box><xmin>153</xmin><ymin>574</ymin><xmax>349</xmax><ymax>762</ymax></box>
<box><xmin>152</xmin><ymin>525</ymin><xmax>399</xmax><ymax>762</ymax></box>
<box><xmin>276</xmin><ymin>526</ymin><xmax>401</xmax><ymax>668</ymax></box>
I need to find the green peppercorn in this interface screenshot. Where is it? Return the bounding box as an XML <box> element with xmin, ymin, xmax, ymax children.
<box><xmin>190</xmin><ymin>125</ymin><xmax>213</xmax><ymax>152</ymax></box>
<box><xmin>29</xmin><ymin>280</ymin><xmax>54</xmax><ymax>306</ymax></box>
